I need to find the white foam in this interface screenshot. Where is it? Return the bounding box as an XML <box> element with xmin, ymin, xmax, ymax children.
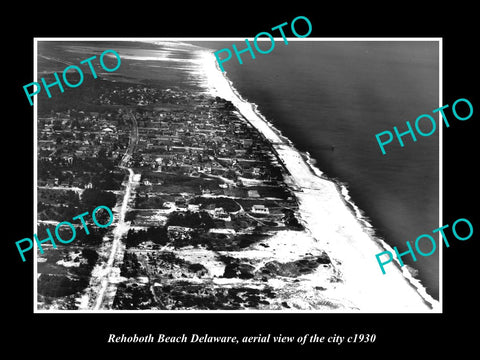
<box><xmin>197</xmin><ymin>50</ymin><xmax>440</xmax><ymax>312</ymax></box>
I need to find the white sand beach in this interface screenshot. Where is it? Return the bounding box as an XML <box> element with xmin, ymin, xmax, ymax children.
<box><xmin>199</xmin><ymin>50</ymin><xmax>440</xmax><ymax>312</ymax></box>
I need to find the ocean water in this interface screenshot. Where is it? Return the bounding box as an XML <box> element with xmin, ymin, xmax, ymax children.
<box><xmin>195</xmin><ymin>40</ymin><xmax>440</xmax><ymax>299</ymax></box>
<box><xmin>37</xmin><ymin>41</ymin><xmax>206</xmax><ymax>90</ymax></box>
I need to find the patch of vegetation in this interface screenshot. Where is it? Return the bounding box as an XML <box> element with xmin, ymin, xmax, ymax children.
<box><xmin>112</xmin><ymin>283</ymin><xmax>155</xmax><ymax>310</ymax></box>
<box><xmin>189</xmin><ymin>196</ymin><xmax>241</xmax><ymax>213</ymax></box>
<box><xmin>151</xmin><ymin>282</ymin><xmax>276</xmax><ymax>310</ymax></box>
<box><xmin>37</xmin><ymin>248</ymin><xmax>100</xmax><ymax>299</ymax></box>
<box><xmin>81</xmin><ymin>188</ymin><xmax>117</xmax><ymax>210</ymax></box>
<box><xmin>123</xmin><ymin>227</ymin><xmax>169</xmax><ymax>248</ymax></box>
<box><xmin>258</xmin><ymin>254</ymin><xmax>331</xmax><ymax>278</ymax></box>
<box><xmin>166</xmin><ymin>211</ymin><xmax>215</xmax><ymax>230</ymax></box>
<box><xmin>37</xmin><ymin>274</ymin><xmax>89</xmax><ymax>297</ymax></box>
<box><xmin>180</xmin><ymin>232</ymin><xmax>269</xmax><ymax>251</ymax></box>
<box><xmin>120</xmin><ymin>252</ymin><xmax>146</xmax><ymax>278</ymax></box>
<box><xmin>134</xmin><ymin>195</ymin><xmax>166</xmax><ymax>209</ymax></box>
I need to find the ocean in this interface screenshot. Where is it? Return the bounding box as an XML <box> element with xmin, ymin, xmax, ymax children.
<box><xmin>37</xmin><ymin>39</ymin><xmax>440</xmax><ymax>300</ymax></box>
<box><xmin>193</xmin><ymin>40</ymin><xmax>440</xmax><ymax>299</ymax></box>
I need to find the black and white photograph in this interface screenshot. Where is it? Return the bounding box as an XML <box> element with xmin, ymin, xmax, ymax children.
<box><xmin>5</xmin><ymin>6</ymin><xmax>478</xmax><ymax>355</ymax></box>
<box><xmin>32</xmin><ymin>38</ymin><xmax>440</xmax><ymax>313</ymax></box>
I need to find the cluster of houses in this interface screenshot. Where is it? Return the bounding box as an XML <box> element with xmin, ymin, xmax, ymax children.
<box><xmin>123</xmin><ymin>93</ymin><xmax>290</xmax><ymax>232</ymax></box>
<box><xmin>38</xmin><ymin>85</ymin><xmax>298</xmax><ymax>242</ymax></box>
<box><xmin>38</xmin><ymin>110</ymin><xmax>130</xmax><ymax>159</ymax></box>
<box><xmin>97</xmin><ymin>85</ymin><xmax>194</xmax><ymax>106</ymax></box>
<box><xmin>37</xmin><ymin>109</ymin><xmax>131</xmax><ymax>188</ymax></box>
<box><xmin>126</xmin><ymin>98</ymin><xmax>281</xmax><ymax>185</ymax></box>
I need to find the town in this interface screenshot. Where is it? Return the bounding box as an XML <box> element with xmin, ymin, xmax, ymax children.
<box><xmin>36</xmin><ymin>77</ymin><xmax>332</xmax><ymax>310</ymax></box>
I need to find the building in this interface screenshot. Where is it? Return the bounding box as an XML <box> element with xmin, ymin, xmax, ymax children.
<box><xmin>251</xmin><ymin>204</ymin><xmax>269</xmax><ymax>214</ymax></box>
<box><xmin>212</xmin><ymin>207</ymin><xmax>231</xmax><ymax>221</ymax></box>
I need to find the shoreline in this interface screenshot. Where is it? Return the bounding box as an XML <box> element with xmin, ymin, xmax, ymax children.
<box><xmin>199</xmin><ymin>50</ymin><xmax>439</xmax><ymax>312</ymax></box>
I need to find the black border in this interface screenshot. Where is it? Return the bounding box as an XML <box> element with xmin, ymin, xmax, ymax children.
<box><xmin>5</xmin><ymin>5</ymin><xmax>478</xmax><ymax>355</ymax></box>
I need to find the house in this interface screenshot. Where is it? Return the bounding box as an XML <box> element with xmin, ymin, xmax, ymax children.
<box><xmin>208</xmin><ymin>228</ymin><xmax>236</xmax><ymax>235</ymax></box>
<box><xmin>251</xmin><ymin>204</ymin><xmax>269</xmax><ymax>214</ymax></box>
<box><xmin>167</xmin><ymin>226</ymin><xmax>195</xmax><ymax>241</ymax></box>
<box><xmin>188</xmin><ymin>203</ymin><xmax>200</xmax><ymax>211</ymax></box>
<box><xmin>167</xmin><ymin>225</ymin><xmax>194</xmax><ymax>234</ymax></box>
<box><xmin>241</xmin><ymin>138</ymin><xmax>253</xmax><ymax>148</ymax></box>
<box><xmin>175</xmin><ymin>196</ymin><xmax>186</xmax><ymax>205</ymax></box>
<box><xmin>211</xmin><ymin>207</ymin><xmax>231</xmax><ymax>221</ymax></box>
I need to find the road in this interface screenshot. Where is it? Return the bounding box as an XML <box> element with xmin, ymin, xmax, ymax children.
<box><xmin>89</xmin><ymin>110</ymin><xmax>138</xmax><ymax>310</ymax></box>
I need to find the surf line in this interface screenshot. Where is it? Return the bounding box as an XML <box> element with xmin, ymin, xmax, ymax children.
<box><xmin>375</xmin><ymin>217</ymin><xmax>474</xmax><ymax>274</ymax></box>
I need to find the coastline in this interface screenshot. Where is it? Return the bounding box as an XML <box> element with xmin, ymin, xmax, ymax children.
<box><xmin>200</xmin><ymin>50</ymin><xmax>440</xmax><ymax>312</ymax></box>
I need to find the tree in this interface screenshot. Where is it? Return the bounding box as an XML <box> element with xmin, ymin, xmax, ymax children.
<box><xmin>91</xmin><ymin>171</ymin><xmax>117</xmax><ymax>190</ymax></box>
<box><xmin>283</xmin><ymin>209</ymin><xmax>304</xmax><ymax>230</ymax></box>
<box><xmin>81</xmin><ymin>248</ymin><xmax>99</xmax><ymax>267</ymax></box>
<box><xmin>72</xmin><ymin>118</ymin><xmax>80</xmax><ymax>129</ymax></box>
<box><xmin>81</xmin><ymin>188</ymin><xmax>117</xmax><ymax>209</ymax></box>
<box><xmin>124</xmin><ymin>229</ymin><xmax>145</xmax><ymax>248</ymax></box>
<box><xmin>97</xmin><ymin>147</ymin><xmax>107</xmax><ymax>159</ymax></box>
<box><xmin>166</xmin><ymin>211</ymin><xmax>214</xmax><ymax>230</ymax></box>
<box><xmin>147</xmin><ymin>226</ymin><xmax>168</xmax><ymax>245</ymax></box>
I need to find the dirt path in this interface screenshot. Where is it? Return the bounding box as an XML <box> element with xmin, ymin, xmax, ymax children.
<box><xmin>78</xmin><ymin>110</ymin><xmax>138</xmax><ymax>310</ymax></box>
